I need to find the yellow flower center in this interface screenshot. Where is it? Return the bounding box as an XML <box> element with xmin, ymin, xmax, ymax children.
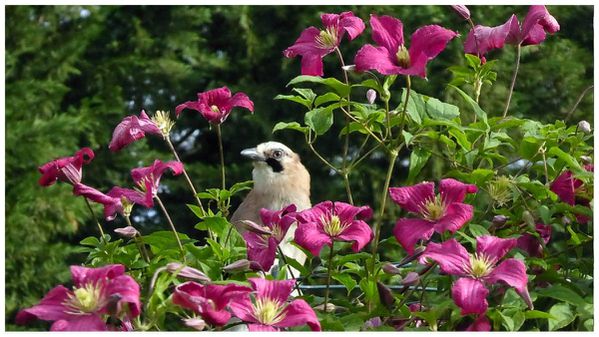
<box><xmin>396</xmin><ymin>45</ymin><xmax>411</xmax><ymax>68</ymax></box>
<box><xmin>271</xmin><ymin>225</ymin><xmax>284</xmax><ymax>242</ymax></box>
<box><xmin>151</xmin><ymin>110</ymin><xmax>175</xmax><ymax>138</ymax></box>
<box><xmin>420</xmin><ymin>196</ymin><xmax>446</xmax><ymax>222</ymax></box>
<box><xmin>488</xmin><ymin>176</ymin><xmax>513</xmax><ymax>207</ymax></box>
<box><xmin>120</xmin><ymin>196</ymin><xmax>134</xmax><ymax>217</ymax></box>
<box><xmin>315</xmin><ymin>26</ymin><xmax>339</xmax><ymax>49</ymax></box>
<box><xmin>465</xmin><ymin>254</ymin><xmax>495</xmax><ymax>278</ymax></box>
<box><xmin>65</xmin><ymin>283</ymin><xmax>104</xmax><ymax>314</ymax></box>
<box><xmin>210</xmin><ymin>105</ymin><xmax>221</xmax><ymax>113</ymax></box>
<box><xmin>253</xmin><ymin>297</ymin><xmax>285</xmax><ymax>326</ymax></box>
<box><xmin>323</xmin><ymin>215</ymin><xmax>347</xmax><ymax>237</ymax></box>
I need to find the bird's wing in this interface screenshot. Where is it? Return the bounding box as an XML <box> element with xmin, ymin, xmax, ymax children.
<box><xmin>230</xmin><ymin>189</ymin><xmax>264</xmax><ymax>232</ymax></box>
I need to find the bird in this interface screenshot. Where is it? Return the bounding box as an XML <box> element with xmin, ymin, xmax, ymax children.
<box><xmin>231</xmin><ymin>141</ymin><xmax>311</xmax><ymax>275</ymax></box>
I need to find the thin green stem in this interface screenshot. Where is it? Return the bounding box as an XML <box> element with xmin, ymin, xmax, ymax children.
<box><xmin>503</xmin><ymin>43</ymin><xmax>521</xmax><ymax>118</ymax></box>
<box><xmin>155</xmin><ymin>195</ymin><xmax>186</xmax><ymax>261</ymax></box>
<box><xmin>324</xmin><ymin>241</ymin><xmax>335</xmax><ymax>309</ymax></box>
<box><xmin>165</xmin><ymin>137</ymin><xmax>206</xmax><ymax>215</ymax></box>
<box><xmin>342</xmin><ymin>173</ymin><xmax>354</xmax><ymax>205</ymax></box>
<box><xmin>215</xmin><ymin>124</ymin><xmax>226</xmax><ymax>190</ymax></box>
<box><xmin>335</xmin><ymin>47</ymin><xmax>355</xmax><ymax>205</ymax></box>
<box><xmin>83</xmin><ymin>197</ymin><xmax>105</xmax><ymax>237</ymax></box>
<box><xmin>277</xmin><ymin>247</ymin><xmax>303</xmax><ymax>296</ymax></box>
<box><xmin>398</xmin><ymin>75</ymin><xmax>411</xmax><ymax>138</ymax></box>
<box><xmin>125</xmin><ymin>215</ymin><xmax>151</xmax><ymax>263</ymax></box>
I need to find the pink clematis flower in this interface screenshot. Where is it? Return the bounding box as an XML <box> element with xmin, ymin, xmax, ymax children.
<box><xmin>294</xmin><ymin>201</ymin><xmax>373</xmax><ymax>256</ymax></box>
<box><xmin>419</xmin><ymin>236</ymin><xmax>532</xmax><ymax>315</ymax></box>
<box><xmin>389</xmin><ymin>178</ymin><xmax>477</xmax><ymax>255</ymax></box>
<box><xmin>175</xmin><ymin>87</ymin><xmax>254</xmax><ymax>125</ymax></box>
<box><xmin>39</xmin><ymin>148</ymin><xmax>95</xmax><ymax>186</ymax></box>
<box><xmin>451</xmin><ymin>5</ymin><xmax>471</xmax><ymax>20</ymax></box>
<box><xmin>283</xmin><ymin>11</ymin><xmax>365</xmax><ymax>76</ymax></box>
<box><xmin>109</xmin><ymin>110</ymin><xmax>162</xmax><ymax>152</ymax></box>
<box><xmin>229</xmin><ymin>278</ymin><xmax>321</xmax><ymax>331</ymax></box>
<box><xmin>464</xmin><ymin>5</ymin><xmax>560</xmax><ymax>58</ymax></box>
<box><xmin>517</xmin><ymin>223</ymin><xmax>552</xmax><ymax>257</ymax></box>
<box><xmin>243</xmin><ymin>204</ymin><xmax>298</xmax><ymax>272</ymax></box>
<box><xmin>465</xmin><ymin>315</ymin><xmax>491</xmax><ymax>331</ymax></box>
<box><xmin>130</xmin><ymin>159</ymin><xmax>184</xmax><ymax>197</ymax></box>
<box><xmin>550</xmin><ymin>164</ymin><xmax>593</xmax><ymax>223</ymax></box>
<box><xmin>354</xmin><ymin>15</ymin><xmax>457</xmax><ymax>78</ymax></box>
<box><xmin>16</xmin><ymin>264</ymin><xmax>140</xmax><ymax>331</ymax></box>
<box><xmin>73</xmin><ymin>182</ymin><xmax>153</xmax><ymax>220</ymax></box>
<box><xmin>172</xmin><ymin>281</ymin><xmax>251</xmax><ymax>327</ymax></box>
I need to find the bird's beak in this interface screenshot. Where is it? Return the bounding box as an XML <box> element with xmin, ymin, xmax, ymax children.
<box><xmin>240</xmin><ymin>147</ymin><xmax>266</xmax><ymax>161</ymax></box>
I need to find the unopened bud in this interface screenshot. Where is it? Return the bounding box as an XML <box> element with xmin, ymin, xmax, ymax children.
<box><xmin>223</xmin><ymin>259</ymin><xmax>252</xmax><ymax>273</ymax></box>
<box><xmin>578</xmin><ymin>120</ymin><xmax>591</xmax><ymax>134</ymax></box>
<box><xmin>492</xmin><ymin>215</ymin><xmax>508</xmax><ymax>226</ymax></box>
<box><xmin>239</xmin><ymin>220</ymin><xmax>272</xmax><ymax>236</ymax></box>
<box><xmin>114</xmin><ymin>226</ymin><xmax>139</xmax><ymax>238</ymax></box>
<box><xmin>561</xmin><ymin>216</ymin><xmax>572</xmax><ymax>226</ymax></box>
<box><xmin>399</xmin><ymin>246</ymin><xmax>425</xmax><ymax>265</ymax></box>
<box><xmin>522</xmin><ymin>210</ymin><xmax>535</xmax><ymax>227</ymax></box>
<box><xmin>377</xmin><ymin>282</ymin><xmax>395</xmax><ymax>308</ymax></box>
<box><xmin>401</xmin><ymin>272</ymin><xmax>420</xmax><ymax>286</ymax></box>
<box><xmin>451</xmin><ymin>5</ymin><xmax>471</xmax><ymax>20</ymax></box>
<box><xmin>382</xmin><ymin>263</ymin><xmax>402</xmax><ymax>275</ymax></box>
<box><xmin>166</xmin><ymin>263</ymin><xmax>211</xmax><ymax>283</ymax></box>
<box><xmin>580</xmin><ymin>155</ymin><xmax>593</xmax><ymax>164</ymax></box>
<box><xmin>315</xmin><ymin>303</ymin><xmax>336</xmax><ymax>312</ymax></box>
<box><xmin>366</xmin><ymin>89</ymin><xmax>377</xmax><ymax>104</ymax></box>
<box><xmin>182</xmin><ymin>317</ymin><xmax>206</xmax><ymax>331</ymax></box>
<box><xmin>363</xmin><ymin>317</ymin><xmax>383</xmax><ymax>330</ymax></box>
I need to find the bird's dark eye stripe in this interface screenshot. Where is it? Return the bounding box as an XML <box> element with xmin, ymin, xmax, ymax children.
<box><xmin>265</xmin><ymin>158</ymin><xmax>284</xmax><ymax>173</ymax></box>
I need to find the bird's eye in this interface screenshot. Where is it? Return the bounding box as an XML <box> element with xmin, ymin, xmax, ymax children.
<box><xmin>272</xmin><ymin>150</ymin><xmax>283</xmax><ymax>159</ymax></box>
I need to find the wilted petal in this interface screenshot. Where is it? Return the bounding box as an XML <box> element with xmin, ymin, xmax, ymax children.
<box><xmin>337</xmin><ymin>219</ymin><xmax>373</xmax><ymax>252</ymax></box>
<box><xmin>466</xmin><ymin>315</ymin><xmax>491</xmax><ymax>331</ymax></box>
<box><xmin>389</xmin><ymin>182</ymin><xmax>435</xmax><ymax>214</ymax></box>
<box><xmin>451</xmin><ymin>277</ymin><xmax>489</xmax><ymax>315</ymax></box>
<box><xmin>369</xmin><ymin>14</ymin><xmax>404</xmax><ymax>54</ymax></box>
<box><xmin>276</xmin><ymin>299</ymin><xmax>321</xmax><ymax>331</ymax></box>
<box><xmin>408</xmin><ymin>24</ymin><xmax>458</xmax><ymax>78</ymax></box>
<box><xmin>434</xmin><ymin>203</ymin><xmax>474</xmax><ymax>233</ymax></box>
<box><xmin>476</xmin><ymin>235</ymin><xmax>517</xmax><ymax>262</ymax></box>
<box><xmin>439</xmin><ymin>178</ymin><xmax>478</xmax><ymax>204</ymax></box>
<box><xmin>419</xmin><ymin>239</ymin><xmax>470</xmax><ymax>275</ymax></box>
<box><xmin>464</xmin><ymin>15</ymin><xmax>517</xmax><ymax>56</ymax></box>
<box><xmin>393</xmin><ymin>218</ymin><xmax>435</xmax><ymax>255</ymax></box>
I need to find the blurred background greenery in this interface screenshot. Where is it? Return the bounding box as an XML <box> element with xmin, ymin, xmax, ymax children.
<box><xmin>4</xmin><ymin>5</ymin><xmax>593</xmax><ymax>329</ymax></box>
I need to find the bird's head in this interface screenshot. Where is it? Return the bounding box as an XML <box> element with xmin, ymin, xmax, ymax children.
<box><xmin>240</xmin><ymin>141</ymin><xmax>310</xmax><ymax>194</ymax></box>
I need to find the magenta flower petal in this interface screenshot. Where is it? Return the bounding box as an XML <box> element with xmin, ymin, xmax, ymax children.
<box><xmin>175</xmin><ymin>100</ymin><xmax>202</xmax><ymax>117</ymax></box>
<box><xmin>251</xmin><ymin>278</ymin><xmax>294</xmax><ymax>304</ymax></box>
<box><xmin>407</xmin><ymin>24</ymin><xmax>458</xmax><ymax>77</ymax></box>
<box><xmin>433</xmin><ymin>203</ymin><xmax>474</xmax><ymax>233</ymax></box>
<box><xmin>451</xmin><ymin>277</ymin><xmax>489</xmax><ymax>315</ymax></box>
<box><xmin>38</xmin><ymin>148</ymin><xmax>95</xmax><ymax>186</ymax></box>
<box><xmin>259</xmin><ymin>204</ymin><xmax>297</xmax><ymax>241</ymax></box>
<box><xmin>337</xmin><ymin>219</ymin><xmax>374</xmax><ymax>252</ymax></box>
<box><xmin>335</xmin><ymin>202</ymin><xmax>373</xmax><ymax>222</ymax></box>
<box><xmin>519</xmin><ymin>5</ymin><xmax>560</xmax><ymax>45</ymax></box>
<box><xmin>451</xmin><ymin>5</ymin><xmax>471</xmax><ymax>20</ymax></box>
<box><xmin>466</xmin><ymin>315</ymin><xmax>491</xmax><ymax>331</ymax></box>
<box><xmin>70</xmin><ymin>264</ymin><xmax>125</xmax><ymax>287</ymax></box>
<box><xmin>419</xmin><ymin>239</ymin><xmax>470</xmax><ymax>275</ymax></box>
<box><xmin>393</xmin><ymin>218</ymin><xmax>435</xmax><ymax>255</ymax></box>
<box><xmin>107</xmin><ymin>184</ymin><xmax>153</xmax><ymax>208</ymax></box>
<box><xmin>283</xmin><ymin>27</ymin><xmax>328</xmax><ymax>76</ymax></box>
<box><xmin>294</xmin><ymin>219</ymin><xmax>333</xmax><ymax>256</ymax></box>
<box><xmin>389</xmin><ymin>182</ymin><xmax>435</xmax><ymax>214</ymax></box>
<box><xmin>248</xmin><ymin>324</ymin><xmax>279</xmax><ymax>331</ymax></box>
<box><xmin>439</xmin><ymin>178</ymin><xmax>478</xmax><ymax>204</ymax></box>
<box><xmin>464</xmin><ymin>15</ymin><xmax>517</xmax><ymax>56</ymax></box>
<box><xmin>476</xmin><ymin>235</ymin><xmax>517</xmax><ymax>262</ymax></box>
<box><xmin>108</xmin><ymin>110</ymin><xmax>161</xmax><ymax>152</ymax></box>
<box><xmin>73</xmin><ymin>183</ymin><xmax>122</xmax><ymax>220</ymax></box>
<box><xmin>15</xmin><ymin>286</ymin><xmax>72</xmax><ymax>324</ymax></box>
<box><xmin>484</xmin><ymin>258</ymin><xmax>529</xmax><ymax>293</ymax></box>
<box><xmin>550</xmin><ymin>170</ymin><xmax>578</xmax><ymax>205</ymax></box>
<box><xmin>354</xmin><ymin>44</ymin><xmax>404</xmax><ymax>75</ymax></box>
<box><xmin>369</xmin><ymin>15</ymin><xmax>404</xmax><ymax>54</ymax></box>
<box><xmin>277</xmin><ymin>299</ymin><xmax>322</xmax><ymax>331</ymax></box>
<box><xmin>50</xmin><ymin>315</ymin><xmax>108</xmax><ymax>331</ymax></box>
<box><xmin>176</xmin><ymin>86</ymin><xmax>254</xmax><ymax>124</ymax></box>
<box><xmin>244</xmin><ymin>232</ymin><xmax>278</xmax><ymax>271</ymax></box>
<box><xmin>104</xmin><ymin>275</ymin><xmax>142</xmax><ymax>317</ymax></box>
<box><xmin>321</xmin><ymin>11</ymin><xmax>365</xmax><ymax>41</ymax></box>
<box><xmin>130</xmin><ymin>159</ymin><xmax>183</xmax><ymax>196</ymax></box>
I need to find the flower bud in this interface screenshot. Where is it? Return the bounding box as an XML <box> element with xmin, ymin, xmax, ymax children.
<box><xmin>451</xmin><ymin>5</ymin><xmax>471</xmax><ymax>20</ymax></box>
<box><xmin>363</xmin><ymin>317</ymin><xmax>383</xmax><ymax>330</ymax></box>
<box><xmin>315</xmin><ymin>303</ymin><xmax>336</xmax><ymax>312</ymax></box>
<box><xmin>401</xmin><ymin>272</ymin><xmax>420</xmax><ymax>286</ymax></box>
<box><xmin>522</xmin><ymin>210</ymin><xmax>535</xmax><ymax>227</ymax></box>
<box><xmin>114</xmin><ymin>226</ymin><xmax>139</xmax><ymax>238</ymax></box>
<box><xmin>561</xmin><ymin>215</ymin><xmax>572</xmax><ymax>226</ymax></box>
<box><xmin>578</xmin><ymin>120</ymin><xmax>591</xmax><ymax>134</ymax></box>
<box><xmin>377</xmin><ymin>281</ymin><xmax>395</xmax><ymax>308</ymax></box>
<box><xmin>382</xmin><ymin>263</ymin><xmax>402</xmax><ymax>275</ymax></box>
<box><xmin>238</xmin><ymin>220</ymin><xmax>272</xmax><ymax>236</ymax></box>
<box><xmin>182</xmin><ymin>317</ymin><xmax>206</xmax><ymax>331</ymax></box>
<box><xmin>492</xmin><ymin>215</ymin><xmax>508</xmax><ymax>226</ymax></box>
<box><xmin>398</xmin><ymin>246</ymin><xmax>425</xmax><ymax>265</ymax></box>
<box><xmin>366</xmin><ymin>89</ymin><xmax>377</xmax><ymax>104</ymax></box>
<box><xmin>223</xmin><ymin>259</ymin><xmax>252</xmax><ymax>273</ymax></box>
<box><xmin>580</xmin><ymin>155</ymin><xmax>593</xmax><ymax>164</ymax></box>
<box><xmin>166</xmin><ymin>263</ymin><xmax>211</xmax><ymax>283</ymax></box>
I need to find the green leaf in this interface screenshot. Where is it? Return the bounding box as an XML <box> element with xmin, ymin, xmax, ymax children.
<box><xmin>468</xmin><ymin>223</ymin><xmax>489</xmax><ymax>237</ymax></box>
<box><xmin>547</xmin><ymin>146</ymin><xmax>584</xmax><ymax>173</ymax></box>
<box><xmin>449</xmin><ymin>128</ymin><xmax>471</xmax><ymax>150</ymax></box>
<box><xmin>359</xmin><ymin>278</ymin><xmax>378</xmax><ymax>304</ymax></box>
<box><xmin>448</xmin><ymin>84</ymin><xmax>489</xmax><ymax>127</ymax></box>
<box><xmin>548</xmin><ymin>303</ymin><xmax>575</xmax><ymax>331</ymax></box>
<box><xmin>465</xmin><ymin>53</ymin><xmax>482</xmax><ymax>68</ymax></box>
<box><xmin>407</xmin><ymin>148</ymin><xmax>431</xmax><ymax>182</ymax></box>
<box><xmin>80</xmin><ymin>236</ymin><xmax>100</xmax><ymax>247</ymax></box>
<box><xmin>332</xmin><ymin>273</ymin><xmax>357</xmax><ymax>295</ymax></box>
<box><xmin>423</xmin><ymin>95</ymin><xmax>460</xmax><ymax>120</ymax></box>
<box><xmin>283</xmin><ymin>256</ymin><xmax>309</xmax><ymax>276</ymax></box>
<box><xmin>272</xmin><ymin>121</ymin><xmax>309</xmax><ymax>134</ymax></box>
<box><xmin>314</xmin><ymin>92</ymin><xmax>340</xmax><ymax>107</ymax></box>
<box><xmin>287</xmin><ymin>75</ymin><xmax>350</xmax><ymax>97</ymax></box>
<box><xmin>196</xmin><ymin>216</ymin><xmax>230</xmax><ymax>238</ymax></box>
<box><xmin>305</xmin><ymin>106</ymin><xmax>334</xmax><ymax>135</ymax></box>
<box><xmin>186</xmin><ymin>204</ymin><xmax>204</xmax><ymax>218</ymax></box>
<box><xmin>292</xmin><ymin>87</ymin><xmax>317</xmax><ymax>102</ymax></box>
<box><xmin>537</xmin><ymin>284</ymin><xmax>588</xmax><ymax>307</ymax></box>
<box><xmin>525</xmin><ymin>310</ymin><xmax>556</xmax><ymax>320</ymax></box>
<box><xmin>274</xmin><ymin>94</ymin><xmax>312</xmax><ymax>109</ymax></box>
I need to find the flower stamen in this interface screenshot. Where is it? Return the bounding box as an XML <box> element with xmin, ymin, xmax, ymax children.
<box><xmin>396</xmin><ymin>45</ymin><xmax>411</xmax><ymax>68</ymax></box>
<box><xmin>252</xmin><ymin>297</ymin><xmax>286</xmax><ymax>326</ymax></box>
<box><xmin>315</xmin><ymin>26</ymin><xmax>339</xmax><ymax>49</ymax></box>
<box><xmin>63</xmin><ymin>282</ymin><xmax>105</xmax><ymax>315</ymax></box>
<box><xmin>464</xmin><ymin>253</ymin><xmax>495</xmax><ymax>278</ymax></box>
<box><xmin>420</xmin><ymin>196</ymin><xmax>446</xmax><ymax>222</ymax></box>
<box><xmin>323</xmin><ymin>215</ymin><xmax>348</xmax><ymax>237</ymax></box>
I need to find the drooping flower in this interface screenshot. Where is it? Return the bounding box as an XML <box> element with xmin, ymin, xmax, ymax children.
<box><xmin>464</xmin><ymin>5</ymin><xmax>560</xmax><ymax>58</ymax></box>
<box><xmin>229</xmin><ymin>278</ymin><xmax>321</xmax><ymax>331</ymax></box>
<box><xmin>550</xmin><ymin>164</ymin><xmax>593</xmax><ymax>223</ymax></box>
<box><xmin>451</xmin><ymin>5</ymin><xmax>471</xmax><ymax>20</ymax></box>
<box><xmin>39</xmin><ymin>148</ymin><xmax>95</xmax><ymax>186</ymax></box>
<box><xmin>175</xmin><ymin>87</ymin><xmax>254</xmax><ymax>124</ymax></box>
<box><xmin>130</xmin><ymin>159</ymin><xmax>184</xmax><ymax>197</ymax></box>
<box><xmin>389</xmin><ymin>178</ymin><xmax>477</xmax><ymax>255</ymax></box>
<box><xmin>243</xmin><ymin>204</ymin><xmax>297</xmax><ymax>272</ymax></box>
<box><xmin>16</xmin><ymin>264</ymin><xmax>140</xmax><ymax>331</ymax></box>
<box><xmin>354</xmin><ymin>15</ymin><xmax>457</xmax><ymax>78</ymax></box>
<box><xmin>419</xmin><ymin>236</ymin><xmax>532</xmax><ymax>315</ymax></box>
<box><xmin>108</xmin><ymin>110</ymin><xmax>162</xmax><ymax>152</ymax></box>
<box><xmin>517</xmin><ymin>223</ymin><xmax>552</xmax><ymax>257</ymax></box>
<box><xmin>172</xmin><ymin>281</ymin><xmax>251</xmax><ymax>327</ymax></box>
<box><xmin>283</xmin><ymin>11</ymin><xmax>365</xmax><ymax>76</ymax></box>
<box><xmin>73</xmin><ymin>181</ymin><xmax>153</xmax><ymax>221</ymax></box>
<box><xmin>294</xmin><ymin>201</ymin><xmax>373</xmax><ymax>256</ymax></box>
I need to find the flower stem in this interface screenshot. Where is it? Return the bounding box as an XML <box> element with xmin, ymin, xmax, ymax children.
<box><xmin>125</xmin><ymin>215</ymin><xmax>151</xmax><ymax>263</ymax></box>
<box><xmin>277</xmin><ymin>247</ymin><xmax>303</xmax><ymax>296</ymax></box>
<box><xmin>155</xmin><ymin>195</ymin><xmax>186</xmax><ymax>261</ymax></box>
<box><xmin>215</xmin><ymin>124</ymin><xmax>226</xmax><ymax>190</ymax></box>
<box><xmin>165</xmin><ymin>137</ymin><xmax>206</xmax><ymax>216</ymax></box>
<box><xmin>398</xmin><ymin>75</ymin><xmax>411</xmax><ymax>136</ymax></box>
<box><xmin>503</xmin><ymin>43</ymin><xmax>521</xmax><ymax>118</ymax></box>
<box><xmin>335</xmin><ymin>47</ymin><xmax>355</xmax><ymax>205</ymax></box>
<box><xmin>324</xmin><ymin>241</ymin><xmax>335</xmax><ymax>309</ymax></box>
<box><xmin>82</xmin><ymin>197</ymin><xmax>105</xmax><ymax>238</ymax></box>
